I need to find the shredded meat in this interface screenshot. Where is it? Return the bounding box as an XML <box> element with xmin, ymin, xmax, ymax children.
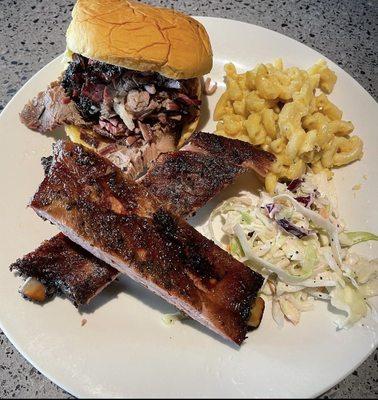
<box><xmin>126</xmin><ymin>90</ymin><xmax>150</xmax><ymax>115</ymax></box>
<box><xmin>20</xmin><ymin>81</ymin><xmax>89</xmax><ymax>133</ymax></box>
<box><xmin>20</xmin><ymin>54</ymin><xmax>200</xmax><ymax>147</ymax></box>
<box><xmin>60</xmin><ymin>54</ymin><xmax>200</xmax><ymax>143</ymax></box>
<box><xmin>203</xmin><ymin>77</ymin><xmax>218</xmax><ymax>95</ymax></box>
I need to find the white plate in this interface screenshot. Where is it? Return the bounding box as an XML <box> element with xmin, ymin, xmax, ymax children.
<box><xmin>0</xmin><ymin>17</ymin><xmax>377</xmax><ymax>399</ymax></box>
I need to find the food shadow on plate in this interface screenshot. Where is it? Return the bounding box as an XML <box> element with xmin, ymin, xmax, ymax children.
<box><xmin>180</xmin><ymin>318</ymin><xmax>241</xmax><ymax>350</ymax></box>
<box><xmin>40</xmin><ymin>126</ymin><xmax>67</xmax><ymax>141</ymax></box>
<box><xmin>326</xmin><ymin>300</ymin><xmax>349</xmax><ymax>324</ymax></box>
<box><xmin>124</xmin><ymin>274</ymin><xmax>241</xmax><ymax>349</ymax></box>
<box><xmin>85</xmin><ymin>274</ymin><xmax>241</xmax><ymax>349</ymax></box>
<box><xmin>79</xmin><ymin>277</ymin><xmax>126</xmax><ymax>314</ymax></box>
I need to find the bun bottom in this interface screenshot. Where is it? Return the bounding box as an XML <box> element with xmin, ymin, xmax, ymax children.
<box><xmin>65</xmin><ymin>124</ymin><xmax>91</xmax><ymax>147</ymax></box>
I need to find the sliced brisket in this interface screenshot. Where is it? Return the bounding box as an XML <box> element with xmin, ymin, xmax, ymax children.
<box><xmin>141</xmin><ymin>132</ymin><xmax>276</xmax><ymax>216</ymax></box>
<box><xmin>141</xmin><ymin>151</ymin><xmax>245</xmax><ymax>217</ymax></box>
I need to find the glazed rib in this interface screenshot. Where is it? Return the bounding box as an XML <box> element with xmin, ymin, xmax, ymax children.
<box><xmin>10</xmin><ymin>233</ymin><xmax>119</xmax><ymax>306</ymax></box>
<box><xmin>30</xmin><ymin>140</ymin><xmax>264</xmax><ymax>345</ymax></box>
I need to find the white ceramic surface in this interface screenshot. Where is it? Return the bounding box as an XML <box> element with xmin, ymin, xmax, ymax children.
<box><xmin>0</xmin><ymin>17</ymin><xmax>377</xmax><ymax>398</ymax></box>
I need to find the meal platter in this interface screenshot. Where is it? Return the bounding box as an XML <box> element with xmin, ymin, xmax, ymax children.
<box><xmin>0</xmin><ymin>16</ymin><xmax>377</xmax><ymax>398</ymax></box>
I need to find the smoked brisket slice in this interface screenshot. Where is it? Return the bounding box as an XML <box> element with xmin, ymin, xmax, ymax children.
<box><xmin>10</xmin><ymin>233</ymin><xmax>119</xmax><ymax>306</ymax></box>
<box><xmin>30</xmin><ymin>140</ymin><xmax>264</xmax><ymax>345</ymax></box>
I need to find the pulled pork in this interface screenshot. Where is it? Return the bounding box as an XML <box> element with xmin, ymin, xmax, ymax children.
<box><xmin>20</xmin><ymin>81</ymin><xmax>89</xmax><ymax>133</ymax></box>
<box><xmin>20</xmin><ymin>54</ymin><xmax>202</xmax><ymax>179</ymax></box>
<box><xmin>61</xmin><ymin>54</ymin><xmax>201</xmax><ymax>143</ymax></box>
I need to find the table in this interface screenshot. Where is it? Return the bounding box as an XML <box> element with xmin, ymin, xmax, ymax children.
<box><xmin>0</xmin><ymin>0</ymin><xmax>377</xmax><ymax>397</ymax></box>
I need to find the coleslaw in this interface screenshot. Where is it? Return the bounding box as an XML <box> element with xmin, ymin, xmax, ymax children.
<box><xmin>208</xmin><ymin>172</ymin><xmax>378</xmax><ymax>328</ymax></box>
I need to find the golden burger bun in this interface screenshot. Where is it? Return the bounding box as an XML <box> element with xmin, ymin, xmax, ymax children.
<box><xmin>66</xmin><ymin>0</ymin><xmax>213</xmax><ymax>79</ymax></box>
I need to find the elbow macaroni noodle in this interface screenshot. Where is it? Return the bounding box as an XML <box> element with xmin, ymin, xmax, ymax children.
<box><xmin>213</xmin><ymin>60</ymin><xmax>363</xmax><ymax>193</ymax></box>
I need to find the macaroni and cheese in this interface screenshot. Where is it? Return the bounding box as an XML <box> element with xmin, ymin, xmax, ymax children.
<box><xmin>214</xmin><ymin>60</ymin><xmax>363</xmax><ymax>192</ymax></box>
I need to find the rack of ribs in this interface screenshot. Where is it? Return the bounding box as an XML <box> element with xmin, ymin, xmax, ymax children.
<box><xmin>12</xmin><ymin>133</ymin><xmax>274</xmax><ymax>311</ymax></box>
<box><xmin>29</xmin><ymin>140</ymin><xmax>264</xmax><ymax>345</ymax></box>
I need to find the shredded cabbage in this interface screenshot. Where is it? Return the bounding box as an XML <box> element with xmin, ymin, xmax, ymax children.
<box><xmin>207</xmin><ymin>172</ymin><xmax>378</xmax><ymax>329</ymax></box>
<box><xmin>273</xmin><ymin>194</ymin><xmax>343</xmax><ymax>265</ymax></box>
<box><xmin>339</xmin><ymin>231</ymin><xmax>378</xmax><ymax>247</ymax></box>
<box><xmin>330</xmin><ymin>283</ymin><xmax>368</xmax><ymax>329</ymax></box>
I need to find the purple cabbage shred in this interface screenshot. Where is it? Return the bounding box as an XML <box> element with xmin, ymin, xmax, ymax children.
<box><xmin>287</xmin><ymin>179</ymin><xmax>303</xmax><ymax>192</ymax></box>
<box><xmin>265</xmin><ymin>203</ymin><xmax>281</xmax><ymax>218</ymax></box>
<box><xmin>276</xmin><ymin>218</ymin><xmax>311</xmax><ymax>239</ymax></box>
<box><xmin>295</xmin><ymin>194</ymin><xmax>314</xmax><ymax>208</ymax></box>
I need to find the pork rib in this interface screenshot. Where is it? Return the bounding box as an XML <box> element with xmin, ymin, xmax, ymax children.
<box><xmin>30</xmin><ymin>140</ymin><xmax>264</xmax><ymax>345</ymax></box>
<box><xmin>14</xmin><ymin>132</ymin><xmax>273</xmax><ymax>307</ymax></box>
<box><xmin>14</xmin><ymin>132</ymin><xmax>273</xmax><ymax>308</ymax></box>
<box><xmin>141</xmin><ymin>151</ymin><xmax>246</xmax><ymax>217</ymax></box>
<box><xmin>141</xmin><ymin>132</ymin><xmax>276</xmax><ymax>216</ymax></box>
<box><xmin>10</xmin><ymin>233</ymin><xmax>119</xmax><ymax>306</ymax></box>
<box><xmin>181</xmin><ymin>132</ymin><xmax>276</xmax><ymax>176</ymax></box>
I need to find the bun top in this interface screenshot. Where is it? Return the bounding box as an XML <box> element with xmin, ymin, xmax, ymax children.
<box><xmin>66</xmin><ymin>0</ymin><xmax>213</xmax><ymax>79</ymax></box>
